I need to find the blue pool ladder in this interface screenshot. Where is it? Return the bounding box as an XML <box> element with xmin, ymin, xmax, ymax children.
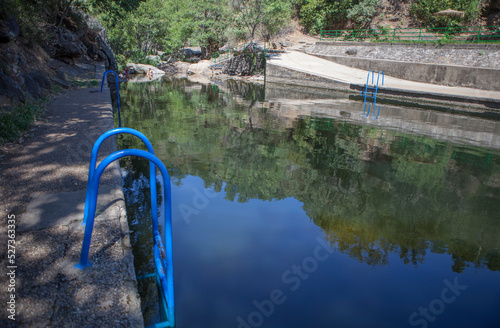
<box><xmin>82</xmin><ymin>128</ymin><xmax>157</xmax><ymax>226</ymax></box>
<box><xmin>101</xmin><ymin>70</ymin><xmax>122</xmax><ymax>127</ymax></box>
<box><xmin>76</xmin><ymin>129</ymin><xmax>174</xmax><ymax>327</ymax></box>
<box><xmin>361</xmin><ymin>71</ymin><xmax>384</xmax><ymax>119</ymax></box>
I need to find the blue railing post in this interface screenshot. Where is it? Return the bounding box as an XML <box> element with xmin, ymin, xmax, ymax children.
<box><xmin>362</xmin><ymin>70</ymin><xmax>374</xmax><ymax>117</ymax></box>
<box><xmin>76</xmin><ymin>148</ymin><xmax>174</xmax><ymax>327</ymax></box>
<box><xmin>101</xmin><ymin>70</ymin><xmax>122</xmax><ymax>127</ymax></box>
<box><xmin>372</xmin><ymin>71</ymin><xmax>384</xmax><ymax>118</ymax></box>
<box><xmin>82</xmin><ymin>128</ymin><xmax>157</xmax><ymax>227</ymax></box>
<box><xmin>362</xmin><ymin>71</ymin><xmax>384</xmax><ymax>119</ymax></box>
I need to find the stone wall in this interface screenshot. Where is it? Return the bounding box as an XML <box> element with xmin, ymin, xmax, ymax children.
<box><xmin>307</xmin><ymin>42</ymin><xmax>500</xmax><ymax>68</ymax></box>
<box><xmin>221</xmin><ymin>53</ymin><xmax>266</xmax><ymax>76</ymax></box>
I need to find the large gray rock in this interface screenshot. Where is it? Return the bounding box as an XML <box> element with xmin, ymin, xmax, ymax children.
<box><xmin>82</xmin><ymin>13</ymin><xmax>118</xmax><ymax>72</ymax></box>
<box><xmin>0</xmin><ymin>15</ymin><xmax>19</xmax><ymax>43</ymax></box>
<box><xmin>21</xmin><ymin>72</ymin><xmax>42</xmax><ymax>99</ymax></box>
<box><xmin>0</xmin><ymin>70</ymin><xmax>25</xmax><ymax>103</ymax></box>
<box><xmin>55</xmin><ymin>41</ymin><xmax>82</xmax><ymax>59</ymax></box>
<box><xmin>222</xmin><ymin>53</ymin><xmax>265</xmax><ymax>76</ymax></box>
<box><xmin>146</xmin><ymin>54</ymin><xmax>161</xmax><ymax>62</ymax></box>
<box><xmin>96</xmin><ymin>30</ymin><xmax>118</xmax><ymax>72</ymax></box>
<box><xmin>50</xmin><ymin>76</ymin><xmax>70</xmax><ymax>89</ymax></box>
<box><xmin>186</xmin><ymin>60</ymin><xmax>213</xmax><ymax>76</ymax></box>
<box><xmin>345</xmin><ymin>48</ymin><xmax>358</xmax><ymax>56</ymax></box>
<box><xmin>29</xmin><ymin>70</ymin><xmax>51</xmax><ymax>90</ymax></box>
<box><xmin>126</xmin><ymin>63</ymin><xmax>164</xmax><ymax>75</ymax></box>
<box><xmin>487</xmin><ymin>13</ymin><xmax>500</xmax><ymax>26</ymax></box>
<box><xmin>48</xmin><ymin>59</ymin><xmax>86</xmax><ymax>77</ymax></box>
<box><xmin>182</xmin><ymin>47</ymin><xmax>202</xmax><ymax>57</ymax></box>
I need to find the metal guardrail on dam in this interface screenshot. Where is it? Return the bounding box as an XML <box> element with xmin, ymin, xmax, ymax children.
<box><xmin>320</xmin><ymin>26</ymin><xmax>500</xmax><ymax>43</ymax></box>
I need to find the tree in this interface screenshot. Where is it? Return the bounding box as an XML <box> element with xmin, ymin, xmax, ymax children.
<box><xmin>299</xmin><ymin>0</ymin><xmax>355</xmax><ymax>34</ymax></box>
<box><xmin>410</xmin><ymin>0</ymin><xmax>483</xmax><ymax>27</ymax></box>
<box><xmin>261</xmin><ymin>0</ymin><xmax>293</xmax><ymax>41</ymax></box>
<box><xmin>105</xmin><ymin>0</ymin><xmax>175</xmax><ymax>60</ymax></box>
<box><xmin>230</xmin><ymin>0</ymin><xmax>293</xmax><ymax>44</ymax></box>
<box><xmin>175</xmin><ymin>0</ymin><xmax>230</xmax><ymax>58</ymax></box>
<box><xmin>231</xmin><ymin>0</ymin><xmax>264</xmax><ymax>44</ymax></box>
<box><xmin>347</xmin><ymin>0</ymin><xmax>380</xmax><ymax>29</ymax></box>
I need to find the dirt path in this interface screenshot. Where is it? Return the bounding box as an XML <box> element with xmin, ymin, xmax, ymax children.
<box><xmin>0</xmin><ymin>64</ymin><xmax>143</xmax><ymax>327</ymax></box>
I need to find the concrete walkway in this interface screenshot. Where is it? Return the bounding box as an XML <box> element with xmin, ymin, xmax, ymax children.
<box><xmin>0</xmin><ymin>64</ymin><xmax>143</xmax><ymax>327</ymax></box>
<box><xmin>268</xmin><ymin>51</ymin><xmax>500</xmax><ymax>103</ymax></box>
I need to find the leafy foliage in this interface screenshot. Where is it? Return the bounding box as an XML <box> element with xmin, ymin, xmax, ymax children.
<box><xmin>81</xmin><ymin>0</ymin><xmax>292</xmax><ymax>63</ymax></box>
<box><xmin>347</xmin><ymin>0</ymin><xmax>380</xmax><ymax>28</ymax></box>
<box><xmin>229</xmin><ymin>0</ymin><xmax>293</xmax><ymax>43</ymax></box>
<box><xmin>178</xmin><ymin>0</ymin><xmax>230</xmax><ymax>57</ymax></box>
<box><xmin>299</xmin><ymin>0</ymin><xmax>355</xmax><ymax>34</ymax></box>
<box><xmin>410</xmin><ymin>0</ymin><xmax>483</xmax><ymax>27</ymax></box>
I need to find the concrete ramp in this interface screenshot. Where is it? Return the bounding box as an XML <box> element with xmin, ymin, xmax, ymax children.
<box><xmin>267</xmin><ymin>51</ymin><xmax>500</xmax><ymax>107</ymax></box>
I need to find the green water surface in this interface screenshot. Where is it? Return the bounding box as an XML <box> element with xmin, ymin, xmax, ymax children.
<box><xmin>117</xmin><ymin>78</ymin><xmax>500</xmax><ymax>328</ymax></box>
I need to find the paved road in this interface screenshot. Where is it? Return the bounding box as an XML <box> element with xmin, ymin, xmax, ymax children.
<box><xmin>269</xmin><ymin>51</ymin><xmax>500</xmax><ymax>102</ymax></box>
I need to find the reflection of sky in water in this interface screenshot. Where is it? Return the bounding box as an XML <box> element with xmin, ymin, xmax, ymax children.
<box><xmin>169</xmin><ymin>175</ymin><xmax>500</xmax><ymax>328</ymax></box>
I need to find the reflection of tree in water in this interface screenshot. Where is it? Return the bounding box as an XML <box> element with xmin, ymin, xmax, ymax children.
<box><xmin>119</xmin><ymin>79</ymin><xmax>500</xmax><ymax>272</ymax></box>
<box><xmin>138</xmin><ymin>276</ymin><xmax>161</xmax><ymax>326</ymax></box>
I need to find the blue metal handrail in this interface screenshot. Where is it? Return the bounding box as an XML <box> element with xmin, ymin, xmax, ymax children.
<box><xmin>101</xmin><ymin>70</ymin><xmax>122</xmax><ymax>127</ymax></box>
<box><xmin>362</xmin><ymin>71</ymin><xmax>384</xmax><ymax>119</ymax></box>
<box><xmin>82</xmin><ymin>128</ymin><xmax>157</xmax><ymax>226</ymax></box>
<box><xmin>76</xmin><ymin>148</ymin><xmax>175</xmax><ymax>327</ymax></box>
<box><xmin>361</xmin><ymin>70</ymin><xmax>375</xmax><ymax>98</ymax></box>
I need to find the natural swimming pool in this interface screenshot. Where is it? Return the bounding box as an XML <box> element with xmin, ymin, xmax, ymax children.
<box><xmin>116</xmin><ymin>78</ymin><xmax>500</xmax><ymax>328</ymax></box>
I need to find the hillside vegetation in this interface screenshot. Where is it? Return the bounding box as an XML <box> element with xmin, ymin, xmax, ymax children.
<box><xmin>2</xmin><ymin>0</ymin><xmax>498</xmax><ymax>69</ymax></box>
<box><xmin>11</xmin><ymin>0</ymin><xmax>482</xmax><ymax>68</ymax></box>
<box><xmin>78</xmin><ymin>0</ymin><xmax>498</xmax><ymax>65</ymax></box>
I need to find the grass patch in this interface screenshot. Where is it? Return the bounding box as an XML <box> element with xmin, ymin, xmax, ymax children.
<box><xmin>0</xmin><ymin>77</ymin><xmax>99</xmax><ymax>145</ymax></box>
<box><xmin>70</xmin><ymin>78</ymin><xmax>99</xmax><ymax>88</ymax></box>
<box><xmin>0</xmin><ymin>86</ymin><xmax>63</xmax><ymax>145</ymax></box>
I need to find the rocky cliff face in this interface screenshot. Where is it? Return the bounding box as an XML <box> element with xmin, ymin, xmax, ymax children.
<box><xmin>0</xmin><ymin>7</ymin><xmax>117</xmax><ymax>108</ymax></box>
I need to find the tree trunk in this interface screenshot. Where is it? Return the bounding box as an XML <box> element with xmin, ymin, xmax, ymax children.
<box><xmin>57</xmin><ymin>0</ymin><xmax>74</xmax><ymax>27</ymax></box>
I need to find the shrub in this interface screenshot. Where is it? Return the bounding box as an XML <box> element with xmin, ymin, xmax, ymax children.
<box><xmin>347</xmin><ymin>0</ymin><xmax>381</xmax><ymax>29</ymax></box>
<box><xmin>410</xmin><ymin>0</ymin><xmax>482</xmax><ymax>27</ymax></box>
<box><xmin>299</xmin><ymin>0</ymin><xmax>354</xmax><ymax>34</ymax></box>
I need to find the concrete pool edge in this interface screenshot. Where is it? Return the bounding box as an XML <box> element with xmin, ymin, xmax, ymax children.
<box><xmin>266</xmin><ymin>54</ymin><xmax>500</xmax><ymax>111</ymax></box>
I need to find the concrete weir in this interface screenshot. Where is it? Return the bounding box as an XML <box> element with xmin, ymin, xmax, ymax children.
<box><xmin>265</xmin><ymin>50</ymin><xmax>500</xmax><ymax>110</ymax></box>
<box><xmin>0</xmin><ymin>63</ymin><xmax>143</xmax><ymax>327</ymax></box>
<box><xmin>307</xmin><ymin>42</ymin><xmax>500</xmax><ymax>91</ymax></box>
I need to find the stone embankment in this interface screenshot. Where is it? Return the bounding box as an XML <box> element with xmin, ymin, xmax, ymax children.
<box><xmin>0</xmin><ymin>8</ymin><xmax>118</xmax><ymax>108</ymax></box>
<box><xmin>307</xmin><ymin>42</ymin><xmax>500</xmax><ymax>68</ymax></box>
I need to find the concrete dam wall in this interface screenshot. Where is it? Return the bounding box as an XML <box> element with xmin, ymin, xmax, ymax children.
<box><xmin>305</xmin><ymin>42</ymin><xmax>500</xmax><ymax>91</ymax></box>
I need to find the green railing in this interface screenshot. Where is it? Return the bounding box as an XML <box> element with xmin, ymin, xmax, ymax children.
<box><xmin>320</xmin><ymin>26</ymin><xmax>500</xmax><ymax>43</ymax></box>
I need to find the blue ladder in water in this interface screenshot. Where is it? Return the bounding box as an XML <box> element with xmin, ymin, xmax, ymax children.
<box><xmin>76</xmin><ymin>128</ymin><xmax>174</xmax><ymax>327</ymax></box>
<box><xmin>361</xmin><ymin>70</ymin><xmax>384</xmax><ymax>119</ymax></box>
